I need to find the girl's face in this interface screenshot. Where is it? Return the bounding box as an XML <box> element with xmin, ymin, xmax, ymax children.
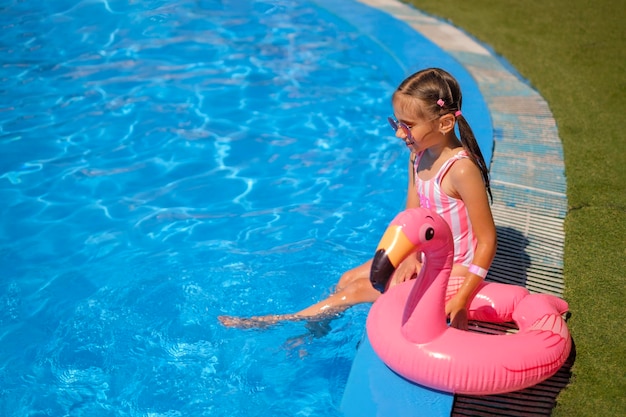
<box><xmin>390</xmin><ymin>98</ymin><xmax>439</xmax><ymax>153</ymax></box>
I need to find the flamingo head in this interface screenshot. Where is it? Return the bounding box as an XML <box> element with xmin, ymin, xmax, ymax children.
<box><xmin>370</xmin><ymin>208</ymin><xmax>453</xmax><ymax>293</ymax></box>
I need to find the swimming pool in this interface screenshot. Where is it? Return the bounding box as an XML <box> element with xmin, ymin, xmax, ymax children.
<box><xmin>0</xmin><ymin>0</ymin><xmax>490</xmax><ymax>415</ymax></box>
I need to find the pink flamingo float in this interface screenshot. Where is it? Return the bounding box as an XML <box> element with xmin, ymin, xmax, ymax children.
<box><xmin>366</xmin><ymin>208</ymin><xmax>572</xmax><ymax>395</ymax></box>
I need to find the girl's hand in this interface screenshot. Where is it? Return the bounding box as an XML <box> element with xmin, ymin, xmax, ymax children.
<box><xmin>445</xmin><ymin>295</ymin><xmax>469</xmax><ymax>330</ymax></box>
<box><xmin>390</xmin><ymin>253</ymin><xmax>422</xmax><ymax>287</ymax></box>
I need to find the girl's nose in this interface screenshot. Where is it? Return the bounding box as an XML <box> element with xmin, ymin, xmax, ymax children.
<box><xmin>396</xmin><ymin>128</ymin><xmax>407</xmax><ymax>140</ymax></box>
<box><xmin>398</xmin><ymin>126</ymin><xmax>413</xmax><ymax>145</ymax></box>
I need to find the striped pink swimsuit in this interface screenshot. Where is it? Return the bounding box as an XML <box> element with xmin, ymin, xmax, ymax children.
<box><xmin>414</xmin><ymin>150</ymin><xmax>476</xmax><ymax>266</ymax></box>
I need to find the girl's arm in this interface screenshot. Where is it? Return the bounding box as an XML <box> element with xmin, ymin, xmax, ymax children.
<box><xmin>446</xmin><ymin>158</ymin><xmax>497</xmax><ymax>328</ymax></box>
<box><xmin>392</xmin><ymin>153</ymin><xmax>422</xmax><ymax>286</ymax></box>
<box><xmin>406</xmin><ymin>152</ymin><xmax>419</xmax><ymax>209</ymax></box>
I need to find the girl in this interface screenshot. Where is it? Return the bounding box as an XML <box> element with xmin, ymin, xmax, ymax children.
<box><xmin>219</xmin><ymin>68</ymin><xmax>496</xmax><ymax>330</ymax></box>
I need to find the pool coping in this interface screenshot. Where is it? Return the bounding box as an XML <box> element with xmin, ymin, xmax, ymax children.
<box><xmin>346</xmin><ymin>0</ymin><xmax>571</xmax><ymax>415</ymax></box>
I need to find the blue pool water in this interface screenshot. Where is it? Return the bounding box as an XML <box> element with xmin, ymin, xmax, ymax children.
<box><xmin>0</xmin><ymin>0</ymin><xmax>490</xmax><ymax>415</ymax></box>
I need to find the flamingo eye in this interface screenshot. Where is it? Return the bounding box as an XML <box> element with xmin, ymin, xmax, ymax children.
<box><xmin>425</xmin><ymin>227</ymin><xmax>435</xmax><ymax>240</ymax></box>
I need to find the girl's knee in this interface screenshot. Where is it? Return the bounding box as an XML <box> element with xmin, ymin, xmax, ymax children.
<box><xmin>337</xmin><ymin>268</ymin><xmax>363</xmax><ymax>290</ymax></box>
<box><xmin>342</xmin><ymin>277</ymin><xmax>379</xmax><ymax>302</ymax></box>
<box><xmin>337</xmin><ymin>269</ymin><xmax>360</xmax><ymax>290</ymax></box>
<box><xmin>337</xmin><ymin>260</ymin><xmax>372</xmax><ymax>291</ymax></box>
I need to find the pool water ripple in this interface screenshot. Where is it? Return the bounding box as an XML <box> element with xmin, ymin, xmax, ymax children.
<box><xmin>0</xmin><ymin>0</ymin><xmax>486</xmax><ymax>415</ymax></box>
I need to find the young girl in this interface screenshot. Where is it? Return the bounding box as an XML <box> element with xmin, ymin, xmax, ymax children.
<box><xmin>219</xmin><ymin>68</ymin><xmax>496</xmax><ymax>330</ymax></box>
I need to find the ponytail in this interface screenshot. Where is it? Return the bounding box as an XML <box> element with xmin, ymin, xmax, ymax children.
<box><xmin>456</xmin><ymin>114</ymin><xmax>492</xmax><ymax>202</ymax></box>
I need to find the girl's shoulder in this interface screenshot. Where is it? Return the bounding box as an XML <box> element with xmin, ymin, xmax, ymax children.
<box><xmin>446</xmin><ymin>153</ymin><xmax>484</xmax><ymax>188</ymax></box>
<box><xmin>452</xmin><ymin>148</ymin><xmax>469</xmax><ymax>160</ymax></box>
<box><xmin>436</xmin><ymin>148</ymin><xmax>468</xmax><ymax>175</ymax></box>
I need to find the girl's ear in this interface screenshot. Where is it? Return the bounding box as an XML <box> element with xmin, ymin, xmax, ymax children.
<box><xmin>439</xmin><ymin>114</ymin><xmax>456</xmax><ymax>134</ymax></box>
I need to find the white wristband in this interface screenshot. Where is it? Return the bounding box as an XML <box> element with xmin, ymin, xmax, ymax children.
<box><xmin>468</xmin><ymin>264</ymin><xmax>488</xmax><ymax>279</ymax></box>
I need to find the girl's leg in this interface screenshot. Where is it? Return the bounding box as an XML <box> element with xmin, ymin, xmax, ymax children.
<box><xmin>218</xmin><ymin>275</ymin><xmax>380</xmax><ymax>328</ymax></box>
<box><xmin>336</xmin><ymin>259</ymin><xmax>372</xmax><ymax>291</ymax></box>
<box><xmin>292</xmin><ymin>276</ymin><xmax>380</xmax><ymax>316</ymax></box>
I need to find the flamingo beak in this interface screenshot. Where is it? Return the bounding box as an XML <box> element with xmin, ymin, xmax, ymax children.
<box><xmin>370</xmin><ymin>224</ymin><xmax>418</xmax><ymax>293</ymax></box>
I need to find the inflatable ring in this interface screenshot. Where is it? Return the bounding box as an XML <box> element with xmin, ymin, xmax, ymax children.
<box><xmin>366</xmin><ymin>208</ymin><xmax>572</xmax><ymax>395</ymax></box>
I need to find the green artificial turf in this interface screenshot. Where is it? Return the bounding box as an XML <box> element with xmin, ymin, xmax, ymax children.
<box><xmin>403</xmin><ymin>0</ymin><xmax>626</xmax><ymax>415</ymax></box>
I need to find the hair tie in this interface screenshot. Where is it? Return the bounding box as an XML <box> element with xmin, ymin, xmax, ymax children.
<box><xmin>455</xmin><ymin>110</ymin><xmax>462</xmax><ymax>117</ymax></box>
<box><xmin>436</xmin><ymin>99</ymin><xmax>445</xmax><ymax>107</ymax></box>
